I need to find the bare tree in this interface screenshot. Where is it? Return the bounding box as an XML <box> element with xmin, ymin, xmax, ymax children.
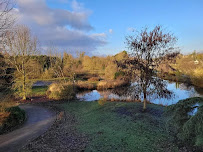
<box><xmin>119</xmin><ymin>26</ymin><xmax>179</xmax><ymax>110</ymax></box>
<box><xmin>0</xmin><ymin>0</ymin><xmax>15</xmax><ymax>34</ymax></box>
<box><xmin>0</xmin><ymin>0</ymin><xmax>15</xmax><ymax>98</ymax></box>
<box><xmin>2</xmin><ymin>25</ymin><xmax>38</xmax><ymax>100</ymax></box>
<box><xmin>46</xmin><ymin>46</ymin><xmax>66</xmax><ymax>83</ymax></box>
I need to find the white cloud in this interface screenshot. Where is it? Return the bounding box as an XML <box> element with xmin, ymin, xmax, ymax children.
<box><xmin>109</xmin><ymin>29</ymin><xmax>113</xmax><ymax>34</ymax></box>
<box><xmin>127</xmin><ymin>27</ymin><xmax>135</xmax><ymax>32</ymax></box>
<box><xmin>14</xmin><ymin>0</ymin><xmax>106</xmax><ymax>55</ymax></box>
<box><xmin>71</xmin><ymin>0</ymin><xmax>84</xmax><ymax>12</ymax></box>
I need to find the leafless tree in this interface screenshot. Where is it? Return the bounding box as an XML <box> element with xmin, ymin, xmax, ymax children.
<box><xmin>0</xmin><ymin>0</ymin><xmax>15</xmax><ymax>34</ymax></box>
<box><xmin>2</xmin><ymin>25</ymin><xmax>38</xmax><ymax>100</ymax></box>
<box><xmin>46</xmin><ymin>46</ymin><xmax>67</xmax><ymax>83</ymax></box>
<box><xmin>118</xmin><ymin>26</ymin><xmax>179</xmax><ymax>110</ymax></box>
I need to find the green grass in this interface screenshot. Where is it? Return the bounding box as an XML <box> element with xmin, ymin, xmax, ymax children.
<box><xmin>61</xmin><ymin>101</ymin><xmax>179</xmax><ymax>152</ymax></box>
<box><xmin>31</xmin><ymin>86</ymin><xmax>48</xmax><ymax>96</ymax></box>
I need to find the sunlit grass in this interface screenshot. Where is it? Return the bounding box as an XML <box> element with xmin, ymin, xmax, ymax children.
<box><xmin>31</xmin><ymin>86</ymin><xmax>48</xmax><ymax>96</ymax></box>
<box><xmin>61</xmin><ymin>101</ymin><xmax>178</xmax><ymax>151</ymax></box>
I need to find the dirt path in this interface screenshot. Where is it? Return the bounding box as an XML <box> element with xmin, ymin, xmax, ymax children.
<box><xmin>22</xmin><ymin>108</ymin><xmax>89</xmax><ymax>152</ymax></box>
<box><xmin>0</xmin><ymin>104</ymin><xmax>55</xmax><ymax>152</ymax></box>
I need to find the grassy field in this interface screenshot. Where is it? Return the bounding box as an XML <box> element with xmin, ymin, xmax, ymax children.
<box><xmin>31</xmin><ymin>86</ymin><xmax>48</xmax><ymax>96</ymax></box>
<box><xmin>60</xmin><ymin>101</ymin><xmax>179</xmax><ymax>152</ymax></box>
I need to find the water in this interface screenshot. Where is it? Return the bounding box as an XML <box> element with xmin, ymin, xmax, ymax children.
<box><xmin>76</xmin><ymin>81</ymin><xmax>203</xmax><ymax>106</ymax></box>
<box><xmin>188</xmin><ymin>103</ymin><xmax>200</xmax><ymax>116</ymax></box>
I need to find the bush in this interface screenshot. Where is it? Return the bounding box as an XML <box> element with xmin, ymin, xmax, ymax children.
<box><xmin>105</xmin><ymin>63</ymin><xmax>118</xmax><ymax>80</ymax></box>
<box><xmin>88</xmin><ymin>77</ymin><xmax>100</xmax><ymax>82</ymax></box>
<box><xmin>0</xmin><ymin>106</ymin><xmax>25</xmax><ymax>134</ymax></box>
<box><xmin>46</xmin><ymin>83</ymin><xmax>76</xmax><ymax>101</ymax></box>
<box><xmin>166</xmin><ymin>97</ymin><xmax>203</xmax><ymax>147</ymax></box>
<box><xmin>98</xmin><ymin>98</ymin><xmax>107</xmax><ymax>106</ymax></box>
<box><xmin>97</xmin><ymin>79</ymin><xmax>130</xmax><ymax>90</ymax></box>
<box><xmin>76</xmin><ymin>81</ymin><xmax>96</xmax><ymax>90</ymax></box>
<box><xmin>191</xmin><ymin>67</ymin><xmax>203</xmax><ymax>88</ymax></box>
<box><xmin>114</xmin><ymin>71</ymin><xmax>125</xmax><ymax>79</ymax></box>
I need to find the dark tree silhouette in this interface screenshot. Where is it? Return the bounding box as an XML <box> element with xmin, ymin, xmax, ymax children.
<box><xmin>118</xmin><ymin>26</ymin><xmax>179</xmax><ymax>110</ymax></box>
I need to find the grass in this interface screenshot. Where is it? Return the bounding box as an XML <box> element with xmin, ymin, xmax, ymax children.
<box><xmin>31</xmin><ymin>86</ymin><xmax>48</xmax><ymax>96</ymax></box>
<box><xmin>60</xmin><ymin>101</ymin><xmax>179</xmax><ymax>152</ymax></box>
<box><xmin>166</xmin><ymin>97</ymin><xmax>203</xmax><ymax>147</ymax></box>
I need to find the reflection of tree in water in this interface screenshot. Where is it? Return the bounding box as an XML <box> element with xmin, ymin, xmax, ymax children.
<box><xmin>179</xmin><ymin>83</ymin><xmax>193</xmax><ymax>91</ymax></box>
<box><xmin>98</xmin><ymin>90</ymin><xmax>111</xmax><ymax>99</ymax></box>
<box><xmin>194</xmin><ymin>87</ymin><xmax>203</xmax><ymax>96</ymax></box>
<box><xmin>76</xmin><ymin>90</ymin><xmax>93</xmax><ymax>97</ymax></box>
<box><xmin>76</xmin><ymin>81</ymin><xmax>202</xmax><ymax>104</ymax></box>
<box><xmin>112</xmin><ymin>86</ymin><xmax>139</xmax><ymax>100</ymax></box>
<box><xmin>113</xmin><ymin>78</ymin><xmax>174</xmax><ymax>103</ymax></box>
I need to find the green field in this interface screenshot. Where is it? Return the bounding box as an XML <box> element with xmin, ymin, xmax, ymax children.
<box><xmin>31</xmin><ymin>86</ymin><xmax>48</xmax><ymax>96</ymax></box>
<box><xmin>60</xmin><ymin>101</ymin><xmax>178</xmax><ymax>152</ymax></box>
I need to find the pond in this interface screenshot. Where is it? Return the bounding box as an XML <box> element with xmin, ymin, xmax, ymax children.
<box><xmin>76</xmin><ymin>81</ymin><xmax>203</xmax><ymax>106</ymax></box>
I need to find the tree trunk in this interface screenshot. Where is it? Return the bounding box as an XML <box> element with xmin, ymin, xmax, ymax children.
<box><xmin>143</xmin><ymin>91</ymin><xmax>147</xmax><ymax>111</ymax></box>
<box><xmin>22</xmin><ymin>60</ymin><xmax>26</xmax><ymax>100</ymax></box>
<box><xmin>22</xmin><ymin>74</ymin><xmax>26</xmax><ymax>100</ymax></box>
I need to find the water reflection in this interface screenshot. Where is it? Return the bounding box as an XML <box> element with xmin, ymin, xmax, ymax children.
<box><xmin>76</xmin><ymin>81</ymin><xmax>203</xmax><ymax>106</ymax></box>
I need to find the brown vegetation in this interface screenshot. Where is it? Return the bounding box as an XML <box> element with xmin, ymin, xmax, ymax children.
<box><xmin>97</xmin><ymin>78</ymin><xmax>130</xmax><ymax>90</ymax></box>
<box><xmin>159</xmin><ymin>52</ymin><xmax>203</xmax><ymax>88</ymax></box>
<box><xmin>46</xmin><ymin>83</ymin><xmax>76</xmax><ymax>100</ymax></box>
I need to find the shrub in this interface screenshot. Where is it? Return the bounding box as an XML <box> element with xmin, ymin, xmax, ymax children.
<box><xmin>97</xmin><ymin>79</ymin><xmax>130</xmax><ymax>90</ymax></box>
<box><xmin>13</xmin><ymin>80</ymin><xmax>33</xmax><ymax>99</ymax></box>
<box><xmin>166</xmin><ymin>97</ymin><xmax>203</xmax><ymax>147</ymax></box>
<box><xmin>191</xmin><ymin>67</ymin><xmax>203</xmax><ymax>88</ymax></box>
<box><xmin>41</xmin><ymin>69</ymin><xmax>55</xmax><ymax>79</ymax></box>
<box><xmin>0</xmin><ymin>106</ymin><xmax>25</xmax><ymax>134</ymax></box>
<box><xmin>98</xmin><ymin>98</ymin><xmax>107</xmax><ymax>106</ymax></box>
<box><xmin>105</xmin><ymin>62</ymin><xmax>118</xmax><ymax>80</ymax></box>
<box><xmin>46</xmin><ymin>83</ymin><xmax>76</xmax><ymax>101</ymax></box>
<box><xmin>114</xmin><ymin>71</ymin><xmax>125</xmax><ymax>79</ymax></box>
<box><xmin>88</xmin><ymin>77</ymin><xmax>100</xmax><ymax>82</ymax></box>
<box><xmin>76</xmin><ymin>81</ymin><xmax>96</xmax><ymax>90</ymax></box>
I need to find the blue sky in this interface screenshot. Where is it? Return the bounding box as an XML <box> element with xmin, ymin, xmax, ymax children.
<box><xmin>16</xmin><ymin>0</ymin><xmax>203</xmax><ymax>55</ymax></box>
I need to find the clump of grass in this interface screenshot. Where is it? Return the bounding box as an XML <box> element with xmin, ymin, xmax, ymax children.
<box><xmin>97</xmin><ymin>98</ymin><xmax>107</xmax><ymax>106</ymax></box>
<box><xmin>76</xmin><ymin>81</ymin><xmax>97</xmax><ymax>90</ymax></box>
<box><xmin>97</xmin><ymin>79</ymin><xmax>130</xmax><ymax>90</ymax></box>
<box><xmin>166</xmin><ymin>97</ymin><xmax>203</xmax><ymax>147</ymax></box>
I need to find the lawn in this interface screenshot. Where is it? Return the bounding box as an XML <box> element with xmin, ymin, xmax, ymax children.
<box><xmin>31</xmin><ymin>86</ymin><xmax>48</xmax><ymax>96</ymax></box>
<box><xmin>60</xmin><ymin>101</ymin><xmax>179</xmax><ymax>152</ymax></box>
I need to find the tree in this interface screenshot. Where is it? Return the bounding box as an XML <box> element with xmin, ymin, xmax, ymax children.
<box><xmin>2</xmin><ymin>25</ymin><xmax>38</xmax><ymax>100</ymax></box>
<box><xmin>105</xmin><ymin>61</ymin><xmax>118</xmax><ymax>80</ymax></box>
<box><xmin>0</xmin><ymin>53</ymin><xmax>13</xmax><ymax>96</ymax></box>
<box><xmin>0</xmin><ymin>0</ymin><xmax>15</xmax><ymax>34</ymax></box>
<box><xmin>46</xmin><ymin>46</ymin><xmax>66</xmax><ymax>82</ymax></box>
<box><xmin>119</xmin><ymin>26</ymin><xmax>179</xmax><ymax>110</ymax></box>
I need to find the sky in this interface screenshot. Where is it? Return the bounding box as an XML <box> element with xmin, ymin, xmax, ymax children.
<box><xmin>14</xmin><ymin>0</ymin><xmax>203</xmax><ymax>56</ymax></box>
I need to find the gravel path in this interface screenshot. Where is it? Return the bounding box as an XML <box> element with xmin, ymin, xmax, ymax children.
<box><xmin>0</xmin><ymin>105</ymin><xmax>55</xmax><ymax>152</ymax></box>
<box><xmin>22</xmin><ymin>106</ymin><xmax>89</xmax><ymax>152</ymax></box>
